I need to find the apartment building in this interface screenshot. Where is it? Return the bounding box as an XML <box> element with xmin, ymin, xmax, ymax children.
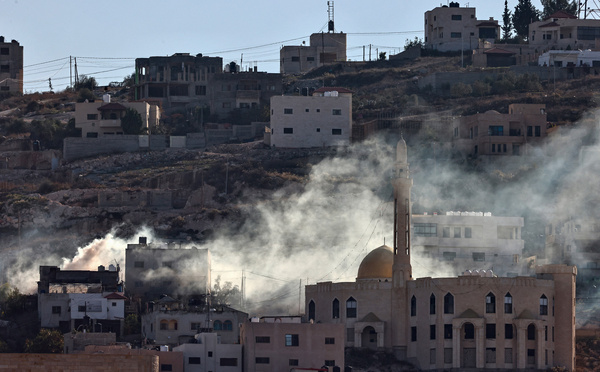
<box><xmin>174</xmin><ymin>332</ymin><xmax>242</xmax><ymax>372</ymax></box>
<box><xmin>0</xmin><ymin>36</ymin><xmax>23</xmax><ymax>94</ymax></box>
<box><xmin>280</xmin><ymin>32</ymin><xmax>347</xmax><ymax>74</ymax></box>
<box><xmin>529</xmin><ymin>10</ymin><xmax>600</xmax><ymax>51</ymax></box>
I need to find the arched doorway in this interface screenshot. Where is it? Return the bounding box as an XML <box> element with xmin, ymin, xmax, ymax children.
<box><xmin>461</xmin><ymin>322</ymin><xmax>476</xmax><ymax>368</ymax></box>
<box><xmin>361</xmin><ymin>326</ymin><xmax>377</xmax><ymax>349</ymax></box>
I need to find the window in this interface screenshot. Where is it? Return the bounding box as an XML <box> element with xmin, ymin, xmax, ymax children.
<box><xmin>505</xmin><ymin>348</ymin><xmax>513</xmax><ymax>363</ymax></box>
<box><xmin>442</xmin><ymin>252</ymin><xmax>456</xmax><ymax>261</ymax></box>
<box><xmin>305</xmin><ymin>108</ymin><xmax>309</xmax><ymax>112</ymax></box>
<box><xmin>308</xmin><ymin>300</ymin><xmax>315</xmax><ymax>321</ymax></box>
<box><xmin>256</xmin><ymin>336</ymin><xmax>270</xmax><ymax>343</ymax></box>
<box><xmin>195</xmin><ymin>86</ymin><xmax>206</xmax><ymax>95</ymax></box>
<box><xmin>451</xmin><ymin>32</ymin><xmax>462</xmax><ymax>38</ymax></box>
<box><xmin>325</xmin><ymin>337</ymin><xmax>335</xmax><ymax>344</ymax></box>
<box><xmin>451</xmin><ymin>14</ymin><xmax>462</xmax><ymax>20</ymax></box>
<box><xmin>430</xmin><ymin>324</ymin><xmax>436</xmax><ymax>340</ymax></box>
<box><xmin>540</xmin><ymin>295</ymin><xmax>548</xmax><ymax>315</ymax></box>
<box><xmin>0</xmin><ymin>65</ymin><xmax>9</xmax><ymax>72</ymax></box>
<box><xmin>346</xmin><ymin>297</ymin><xmax>357</xmax><ymax>318</ymax></box>
<box><xmin>411</xmin><ymin>296</ymin><xmax>417</xmax><ymax>316</ymax></box>
<box><xmin>291</xmin><ymin>56</ymin><xmax>300</xmax><ymax>62</ymax></box>
<box><xmin>316</xmin><ymin>109</ymin><xmax>320</xmax><ymax>112</ymax></box>
<box><xmin>430</xmin><ymin>294</ymin><xmax>436</xmax><ymax>314</ymax></box>
<box><xmin>332</xmin><ymin>298</ymin><xmax>339</xmax><ymax>318</ymax></box>
<box><xmin>316</xmin><ymin>128</ymin><xmax>321</xmax><ymax>132</ymax></box>
<box><xmin>213</xmin><ymin>320</ymin><xmax>222</xmax><ymax>330</ymax></box>
<box><xmin>442</xmin><ymin>227</ymin><xmax>450</xmax><ymax>237</ymax></box>
<box><xmin>465</xmin><ymin>227</ymin><xmax>472</xmax><ymax>238</ymax></box>
<box><xmin>504</xmin><ymin>293</ymin><xmax>513</xmax><ymax>313</ymax></box>
<box><xmin>486</xmin><ymin>323</ymin><xmax>496</xmax><ymax>339</ymax></box>
<box><xmin>283</xmin><ymin>128</ymin><xmax>293</xmax><ymax>134</ymax></box>
<box><xmin>0</xmin><ymin>86</ymin><xmax>8</xmax><ymax>91</ymax></box>
<box><xmin>444</xmin><ymin>348</ymin><xmax>453</xmax><ymax>364</ymax></box>
<box><xmin>464</xmin><ymin>323</ymin><xmax>474</xmax><ymax>339</ymax></box>
<box><xmin>111</xmin><ymin>302</ymin><xmax>116</xmax><ymax>307</ymax></box>
<box><xmin>492</xmin><ymin>144</ymin><xmax>496</xmax><ymax>153</ymax></box>
<box><xmin>503</xmin><ymin>144</ymin><xmax>507</xmax><ymax>153</ymax></box>
<box><xmin>255</xmin><ymin>357</ymin><xmax>270</xmax><ymax>364</ymax></box>
<box><xmin>535</xmin><ymin>126</ymin><xmax>541</xmax><ymax>137</ymax></box>
<box><xmin>545</xmin><ymin>325</ymin><xmax>548</xmax><ymax>341</ymax></box>
<box><xmin>78</xmin><ymin>305</ymin><xmax>86</xmax><ymax>312</ymax></box>
<box><xmin>307</xmin><ymin>56</ymin><xmax>315</xmax><ymax>61</ymax></box>
<box><xmin>208</xmin><ymin>351</ymin><xmax>212</xmax><ymax>357</ymax></box>
<box><xmin>485</xmin><ymin>348</ymin><xmax>496</xmax><ymax>363</ymax></box>
<box><xmin>0</xmin><ymin>48</ymin><xmax>8</xmax><ymax>55</ymax></box>
<box><xmin>527</xmin><ymin>324</ymin><xmax>536</xmax><ymax>340</ymax></box>
<box><xmin>160</xmin><ymin>320</ymin><xmax>168</xmax><ymax>330</ymax></box>
<box><xmin>444</xmin><ymin>293</ymin><xmax>454</xmax><ymax>314</ymax></box>
<box><xmin>223</xmin><ymin>320</ymin><xmax>233</xmax><ymax>331</ymax></box>
<box><xmin>332</xmin><ymin>128</ymin><xmax>342</xmax><ymax>135</ymax></box>
<box><xmin>289</xmin><ymin>359</ymin><xmax>299</xmax><ymax>366</ymax></box>
<box><xmin>87</xmin><ymin>114</ymin><xmax>98</xmax><ymax>120</ymax></box>
<box><xmin>191</xmin><ymin>322</ymin><xmax>202</xmax><ymax>331</ymax></box>
<box><xmin>411</xmin><ymin>326</ymin><xmax>417</xmax><ymax>341</ymax></box>
<box><xmin>160</xmin><ymin>364</ymin><xmax>173</xmax><ymax>371</ymax></box>
<box><xmin>188</xmin><ymin>357</ymin><xmax>201</xmax><ymax>365</ymax></box>
<box><xmin>472</xmin><ymin>252</ymin><xmax>485</xmax><ymax>262</ymax></box>
<box><xmin>527</xmin><ymin>126</ymin><xmax>533</xmax><ymax>136</ymax></box>
<box><xmin>332</xmin><ymin>109</ymin><xmax>342</xmax><ymax>115</ymax></box>
<box><xmin>220</xmin><ymin>358</ymin><xmax>237</xmax><ymax>366</ymax></box>
<box><xmin>414</xmin><ymin>223</ymin><xmax>437</xmax><ymax>236</ymax></box>
<box><xmin>444</xmin><ymin>324</ymin><xmax>453</xmax><ymax>339</ymax></box>
<box><xmin>527</xmin><ymin>349</ymin><xmax>535</xmax><ymax>364</ymax></box>
<box><xmin>489</xmin><ymin>126</ymin><xmax>503</xmax><ymax>136</ymax></box>
<box><xmin>486</xmin><ymin>292</ymin><xmax>496</xmax><ymax>313</ymax></box>
<box><xmin>284</xmin><ymin>108</ymin><xmax>293</xmax><ymax>114</ymax></box>
<box><xmin>324</xmin><ymin>360</ymin><xmax>335</xmax><ymax>367</ymax></box>
<box><xmin>52</xmin><ymin>306</ymin><xmax>61</xmax><ymax>314</ymax></box>
<box><xmin>285</xmin><ymin>334</ymin><xmax>299</xmax><ymax>346</ymax></box>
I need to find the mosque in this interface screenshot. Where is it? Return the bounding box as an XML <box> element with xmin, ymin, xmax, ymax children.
<box><xmin>305</xmin><ymin>139</ymin><xmax>576</xmax><ymax>371</ymax></box>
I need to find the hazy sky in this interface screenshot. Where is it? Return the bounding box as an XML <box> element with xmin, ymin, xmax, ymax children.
<box><xmin>1</xmin><ymin>0</ymin><xmax>546</xmax><ymax>92</ymax></box>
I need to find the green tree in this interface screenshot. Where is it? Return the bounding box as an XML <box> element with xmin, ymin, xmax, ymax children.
<box><xmin>541</xmin><ymin>0</ymin><xmax>577</xmax><ymax>18</ymax></box>
<box><xmin>24</xmin><ymin>329</ymin><xmax>63</xmax><ymax>353</ymax></box>
<box><xmin>404</xmin><ymin>37</ymin><xmax>424</xmax><ymax>51</ymax></box>
<box><xmin>212</xmin><ymin>276</ymin><xmax>241</xmax><ymax>306</ymax></box>
<box><xmin>74</xmin><ymin>75</ymin><xmax>97</xmax><ymax>91</ymax></box>
<box><xmin>0</xmin><ymin>284</ymin><xmax>26</xmax><ymax>318</ymax></box>
<box><xmin>120</xmin><ymin>108</ymin><xmax>144</xmax><ymax>134</ymax></box>
<box><xmin>378</xmin><ymin>51</ymin><xmax>387</xmax><ymax>60</ymax></box>
<box><xmin>76</xmin><ymin>88</ymin><xmax>95</xmax><ymax>103</ymax></box>
<box><xmin>124</xmin><ymin>314</ymin><xmax>141</xmax><ymax>335</ymax></box>
<box><xmin>513</xmin><ymin>0</ymin><xmax>540</xmax><ymax>40</ymax></box>
<box><xmin>502</xmin><ymin>0</ymin><xmax>513</xmax><ymax>40</ymax></box>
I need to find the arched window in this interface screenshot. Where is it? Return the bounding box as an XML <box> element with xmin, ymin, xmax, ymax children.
<box><xmin>223</xmin><ymin>320</ymin><xmax>233</xmax><ymax>331</ymax></box>
<box><xmin>464</xmin><ymin>323</ymin><xmax>475</xmax><ymax>339</ymax></box>
<box><xmin>308</xmin><ymin>300</ymin><xmax>315</xmax><ymax>321</ymax></box>
<box><xmin>160</xmin><ymin>319</ymin><xmax>168</xmax><ymax>330</ymax></box>
<box><xmin>346</xmin><ymin>297</ymin><xmax>357</xmax><ymax>318</ymax></box>
<box><xmin>169</xmin><ymin>320</ymin><xmax>178</xmax><ymax>330</ymax></box>
<box><xmin>504</xmin><ymin>293</ymin><xmax>513</xmax><ymax>314</ymax></box>
<box><xmin>430</xmin><ymin>293</ymin><xmax>436</xmax><ymax>314</ymax></box>
<box><xmin>332</xmin><ymin>299</ymin><xmax>339</xmax><ymax>319</ymax></box>
<box><xmin>486</xmin><ymin>292</ymin><xmax>496</xmax><ymax>313</ymax></box>
<box><xmin>214</xmin><ymin>320</ymin><xmax>222</xmax><ymax>330</ymax></box>
<box><xmin>540</xmin><ymin>295</ymin><xmax>548</xmax><ymax>315</ymax></box>
<box><xmin>444</xmin><ymin>293</ymin><xmax>454</xmax><ymax>314</ymax></box>
<box><xmin>527</xmin><ymin>324</ymin><xmax>536</xmax><ymax>340</ymax></box>
<box><xmin>411</xmin><ymin>296</ymin><xmax>416</xmax><ymax>317</ymax></box>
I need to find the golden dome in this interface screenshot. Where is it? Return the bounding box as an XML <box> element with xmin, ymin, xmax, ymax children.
<box><xmin>357</xmin><ymin>245</ymin><xmax>393</xmax><ymax>280</ymax></box>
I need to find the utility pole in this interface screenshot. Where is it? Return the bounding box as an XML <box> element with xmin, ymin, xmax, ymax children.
<box><xmin>298</xmin><ymin>279</ymin><xmax>301</xmax><ymax>314</ymax></box>
<box><xmin>369</xmin><ymin>44</ymin><xmax>372</xmax><ymax>61</ymax></box>
<box><xmin>363</xmin><ymin>45</ymin><xmax>365</xmax><ymax>61</ymax></box>
<box><xmin>70</xmin><ymin>56</ymin><xmax>72</xmax><ymax>89</ymax></box>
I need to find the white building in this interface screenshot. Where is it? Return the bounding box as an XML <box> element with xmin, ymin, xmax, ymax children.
<box><xmin>268</xmin><ymin>87</ymin><xmax>352</xmax><ymax>148</ymax></box>
<box><xmin>412</xmin><ymin>212</ymin><xmax>526</xmax><ymax>277</ymax></box>
<box><xmin>538</xmin><ymin>49</ymin><xmax>600</xmax><ymax>67</ymax></box>
<box><xmin>174</xmin><ymin>333</ymin><xmax>242</xmax><ymax>372</ymax></box>
<box><xmin>529</xmin><ymin>10</ymin><xmax>600</xmax><ymax>51</ymax></box>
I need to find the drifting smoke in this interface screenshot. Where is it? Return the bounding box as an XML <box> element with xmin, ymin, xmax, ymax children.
<box><xmin>5</xmin><ymin>109</ymin><xmax>600</xmax><ymax>317</ymax></box>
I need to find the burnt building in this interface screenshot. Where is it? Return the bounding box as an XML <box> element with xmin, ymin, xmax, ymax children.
<box><xmin>0</xmin><ymin>36</ymin><xmax>23</xmax><ymax>94</ymax></box>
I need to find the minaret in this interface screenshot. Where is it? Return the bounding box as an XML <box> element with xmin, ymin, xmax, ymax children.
<box><xmin>391</xmin><ymin>138</ymin><xmax>413</xmax><ymax>360</ymax></box>
<box><xmin>392</xmin><ymin>138</ymin><xmax>413</xmax><ymax>287</ymax></box>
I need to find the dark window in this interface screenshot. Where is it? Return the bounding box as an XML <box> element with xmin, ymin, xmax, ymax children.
<box><xmin>195</xmin><ymin>86</ymin><xmax>206</xmax><ymax>95</ymax></box>
<box><xmin>465</xmin><ymin>227</ymin><xmax>472</xmax><ymax>238</ymax></box>
<box><xmin>332</xmin><ymin>298</ymin><xmax>339</xmax><ymax>318</ymax></box>
<box><xmin>411</xmin><ymin>296</ymin><xmax>416</xmax><ymax>316</ymax></box>
<box><xmin>503</xmin><ymin>144</ymin><xmax>507</xmax><ymax>152</ymax></box>
<box><xmin>504</xmin><ymin>293</ymin><xmax>513</xmax><ymax>313</ymax></box>
<box><xmin>486</xmin><ymin>323</ymin><xmax>496</xmax><ymax>339</ymax></box>
<box><xmin>78</xmin><ymin>305</ymin><xmax>86</xmax><ymax>312</ymax></box>
<box><xmin>486</xmin><ymin>292</ymin><xmax>496</xmax><ymax>313</ymax></box>
<box><xmin>188</xmin><ymin>357</ymin><xmax>201</xmax><ymax>365</ymax></box>
<box><xmin>134</xmin><ymin>261</ymin><xmax>144</xmax><ymax>268</ymax></box>
<box><xmin>87</xmin><ymin>114</ymin><xmax>98</xmax><ymax>120</ymax></box>
<box><xmin>464</xmin><ymin>323</ymin><xmax>474</xmax><ymax>339</ymax></box>
<box><xmin>505</xmin><ymin>324</ymin><xmax>514</xmax><ymax>339</ymax></box>
<box><xmin>535</xmin><ymin>126</ymin><xmax>541</xmax><ymax>137</ymax></box>
<box><xmin>540</xmin><ymin>295</ymin><xmax>548</xmax><ymax>315</ymax></box>
<box><xmin>220</xmin><ymin>358</ymin><xmax>237</xmax><ymax>366</ymax></box>
<box><xmin>577</xmin><ymin>26</ymin><xmax>600</xmax><ymax>40</ymax></box>
<box><xmin>527</xmin><ymin>349</ymin><xmax>535</xmax><ymax>364</ymax></box>
<box><xmin>346</xmin><ymin>297</ymin><xmax>357</xmax><ymax>318</ymax></box>
<box><xmin>430</xmin><ymin>324</ymin><xmax>436</xmax><ymax>340</ymax></box>
<box><xmin>52</xmin><ymin>306</ymin><xmax>61</xmax><ymax>314</ymax></box>
<box><xmin>325</xmin><ymin>337</ymin><xmax>335</xmax><ymax>344</ymax></box>
<box><xmin>332</xmin><ymin>109</ymin><xmax>342</xmax><ymax>115</ymax></box>
<box><xmin>256</xmin><ymin>336</ymin><xmax>270</xmax><ymax>343</ymax></box>
<box><xmin>473</xmin><ymin>252</ymin><xmax>485</xmax><ymax>262</ymax></box>
<box><xmin>291</xmin><ymin>56</ymin><xmax>300</xmax><ymax>62</ymax></box>
<box><xmin>0</xmin><ymin>65</ymin><xmax>9</xmax><ymax>72</ymax></box>
<box><xmin>527</xmin><ymin>324</ymin><xmax>536</xmax><ymax>340</ymax></box>
<box><xmin>316</xmin><ymin>128</ymin><xmax>321</xmax><ymax>132</ymax></box>
<box><xmin>284</xmin><ymin>108</ymin><xmax>293</xmax><ymax>114</ymax></box>
<box><xmin>256</xmin><ymin>357</ymin><xmax>270</xmax><ymax>364</ymax></box>
<box><xmin>443</xmin><ymin>227</ymin><xmax>450</xmax><ymax>237</ymax></box>
<box><xmin>0</xmin><ymin>48</ymin><xmax>8</xmax><ymax>55</ymax></box>
<box><xmin>451</xmin><ymin>32</ymin><xmax>462</xmax><ymax>38</ymax></box>
<box><xmin>444</xmin><ymin>293</ymin><xmax>454</xmax><ymax>314</ymax></box>
<box><xmin>283</xmin><ymin>127</ymin><xmax>293</xmax><ymax>134</ymax></box>
<box><xmin>444</xmin><ymin>324</ymin><xmax>453</xmax><ymax>339</ymax></box>
<box><xmin>430</xmin><ymin>294</ymin><xmax>436</xmax><ymax>314</ymax></box>
<box><xmin>332</xmin><ymin>128</ymin><xmax>342</xmax><ymax>135</ymax></box>
<box><xmin>489</xmin><ymin>126</ymin><xmax>503</xmax><ymax>136</ymax></box>
<box><xmin>414</xmin><ymin>223</ymin><xmax>437</xmax><ymax>236</ymax></box>
<box><xmin>160</xmin><ymin>364</ymin><xmax>173</xmax><ymax>371</ymax></box>
<box><xmin>411</xmin><ymin>326</ymin><xmax>417</xmax><ymax>341</ymax></box>
<box><xmin>0</xmin><ymin>86</ymin><xmax>8</xmax><ymax>91</ymax></box>
<box><xmin>324</xmin><ymin>360</ymin><xmax>335</xmax><ymax>367</ymax></box>
<box><xmin>213</xmin><ymin>320</ymin><xmax>222</xmax><ymax>330</ymax></box>
<box><xmin>285</xmin><ymin>334</ymin><xmax>299</xmax><ymax>346</ymax></box>
<box><xmin>492</xmin><ymin>144</ymin><xmax>496</xmax><ymax>153</ymax></box>
<box><xmin>308</xmin><ymin>300</ymin><xmax>315</xmax><ymax>321</ymax></box>
<box><xmin>527</xmin><ymin>126</ymin><xmax>533</xmax><ymax>136</ymax></box>
<box><xmin>208</xmin><ymin>351</ymin><xmax>212</xmax><ymax>357</ymax></box>
<box><xmin>443</xmin><ymin>252</ymin><xmax>456</xmax><ymax>261</ymax></box>
<box><xmin>223</xmin><ymin>320</ymin><xmax>233</xmax><ymax>330</ymax></box>
<box><xmin>289</xmin><ymin>359</ymin><xmax>299</xmax><ymax>366</ymax></box>
<box><xmin>451</xmin><ymin>14</ymin><xmax>462</xmax><ymax>20</ymax></box>
<box><xmin>307</xmin><ymin>57</ymin><xmax>315</xmax><ymax>61</ymax></box>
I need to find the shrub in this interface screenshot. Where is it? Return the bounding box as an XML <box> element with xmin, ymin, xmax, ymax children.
<box><xmin>450</xmin><ymin>82</ymin><xmax>472</xmax><ymax>98</ymax></box>
<box><xmin>472</xmin><ymin>80</ymin><xmax>491</xmax><ymax>96</ymax></box>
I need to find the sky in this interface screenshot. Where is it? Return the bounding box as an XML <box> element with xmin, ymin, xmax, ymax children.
<box><xmin>1</xmin><ymin>0</ymin><xmax>547</xmax><ymax>92</ymax></box>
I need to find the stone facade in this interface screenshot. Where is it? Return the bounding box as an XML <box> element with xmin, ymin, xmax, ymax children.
<box><xmin>0</xmin><ymin>353</ymin><xmax>158</xmax><ymax>372</ymax></box>
<box><xmin>280</xmin><ymin>32</ymin><xmax>347</xmax><ymax>74</ymax></box>
<box><xmin>529</xmin><ymin>11</ymin><xmax>600</xmax><ymax>51</ymax></box>
<box><xmin>0</xmin><ymin>36</ymin><xmax>23</xmax><ymax>94</ymax></box>
<box><xmin>174</xmin><ymin>333</ymin><xmax>242</xmax><ymax>372</ymax></box>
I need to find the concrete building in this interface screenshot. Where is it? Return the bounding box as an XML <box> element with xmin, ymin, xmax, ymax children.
<box><xmin>141</xmin><ymin>297</ymin><xmax>247</xmax><ymax>349</ymax></box>
<box><xmin>304</xmin><ymin>139</ymin><xmax>576</xmax><ymax>370</ymax></box>
<box><xmin>125</xmin><ymin>238</ymin><xmax>210</xmax><ymax>301</ymax></box>
<box><xmin>240</xmin><ymin>316</ymin><xmax>344</xmax><ymax>372</ymax></box>
<box><xmin>280</xmin><ymin>32</ymin><xmax>347</xmax><ymax>74</ymax></box>
<box><xmin>82</xmin><ymin>345</ymin><xmax>184</xmax><ymax>372</ymax></box>
<box><xmin>425</xmin><ymin>3</ymin><xmax>499</xmax><ymax>52</ymax></box>
<box><xmin>529</xmin><ymin>11</ymin><xmax>600</xmax><ymax>51</ymax></box>
<box><xmin>538</xmin><ymin>49</ymin><xmax>600</xmax><ymax>67</ymax></box>
<box><xmin>0</xmin><ymin>36</ymin><xmax>23</xmax><ymax>94</ymax></box>
<box><xmin>134</xmin><ymin>53</ymin><xmax>282</xmax><ymax>118</ymax></box>
<box><xmin>412</xmin><ymin>212</ymin><xmax>526</xmax><ymax>277</ymax></box>
<box><xmin>268</xmin><ymin>87</ymin><xmax>352</xmax><ymax>148</ymax></box>
<box><xmin>174</xmin><ymin>332</ymin><xmax>242</xmax><ymax>372</ymax></box>
<box><xmin>453</xmin><ymin>104</ymin><xmax>548</xmax><ymax>157</ymax></box>
<box><xmin>0</xmin><ymin>353</ymin><xmax>159</xmax><ymax>372</ymax></box>
<box><xmin>74</xmin><ymin>96</ymin><xmax>160</xmax><ymax>138</ymax></box>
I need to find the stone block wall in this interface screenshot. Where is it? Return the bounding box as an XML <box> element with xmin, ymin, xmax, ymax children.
<box><xmin>0</xmin><ymin>353</ymin><xmax>158</xmax><ymax>372</ymax></box>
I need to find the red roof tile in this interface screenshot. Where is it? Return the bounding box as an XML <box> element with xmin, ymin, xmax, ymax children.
<box><xmin>544</xmin><ymin>10</ymin><xmax>577</xmax><ymax>20</ymax></box>
<box><xmin>104</xmin><ymin>292</ymin><xmax>127</xmax><ymax>300</ymax></box>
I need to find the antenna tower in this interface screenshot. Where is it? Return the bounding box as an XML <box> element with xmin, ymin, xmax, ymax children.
<box><xmin>327</xmin><ymin>1</ymin><xmax>335</xmax><ymax>33</ymax></box>
<box><xmin>579</xmin><ymin>0</ymin><xmax>600</xmax><ymax>19</ymax></box>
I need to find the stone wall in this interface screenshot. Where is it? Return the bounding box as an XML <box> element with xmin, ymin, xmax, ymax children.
<box><xmin>0</xmin><ymin>353</ymin><xmax>158</xmax><ymax>372</ymax></box>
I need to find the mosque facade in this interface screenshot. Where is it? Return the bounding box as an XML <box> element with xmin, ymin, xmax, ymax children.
<box><xmin>305</xmin><ymin>140</ymin><xmax>576</xmax><ymax>371</ymax></box>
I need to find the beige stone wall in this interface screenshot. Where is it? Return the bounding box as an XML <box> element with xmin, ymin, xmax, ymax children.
<box><xmin>0</xmin><ymin>353</ymin><xmax>159</xmax><ymax>371</ymax></box>
<box><xmin>75</xmin><ymin>101</ymin><xmax>158</xmax><ymax>137</ymax></box>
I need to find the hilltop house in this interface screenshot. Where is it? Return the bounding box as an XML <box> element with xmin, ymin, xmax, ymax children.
<box><xmin>0</xmin><ymin>36</ymin><xmax>23</xmax><ymax>94</ymax></box>
<box><xmin>529</xmin><ymin>10</ymin><xmax>600</xmax><ymax>51</ymax></box>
